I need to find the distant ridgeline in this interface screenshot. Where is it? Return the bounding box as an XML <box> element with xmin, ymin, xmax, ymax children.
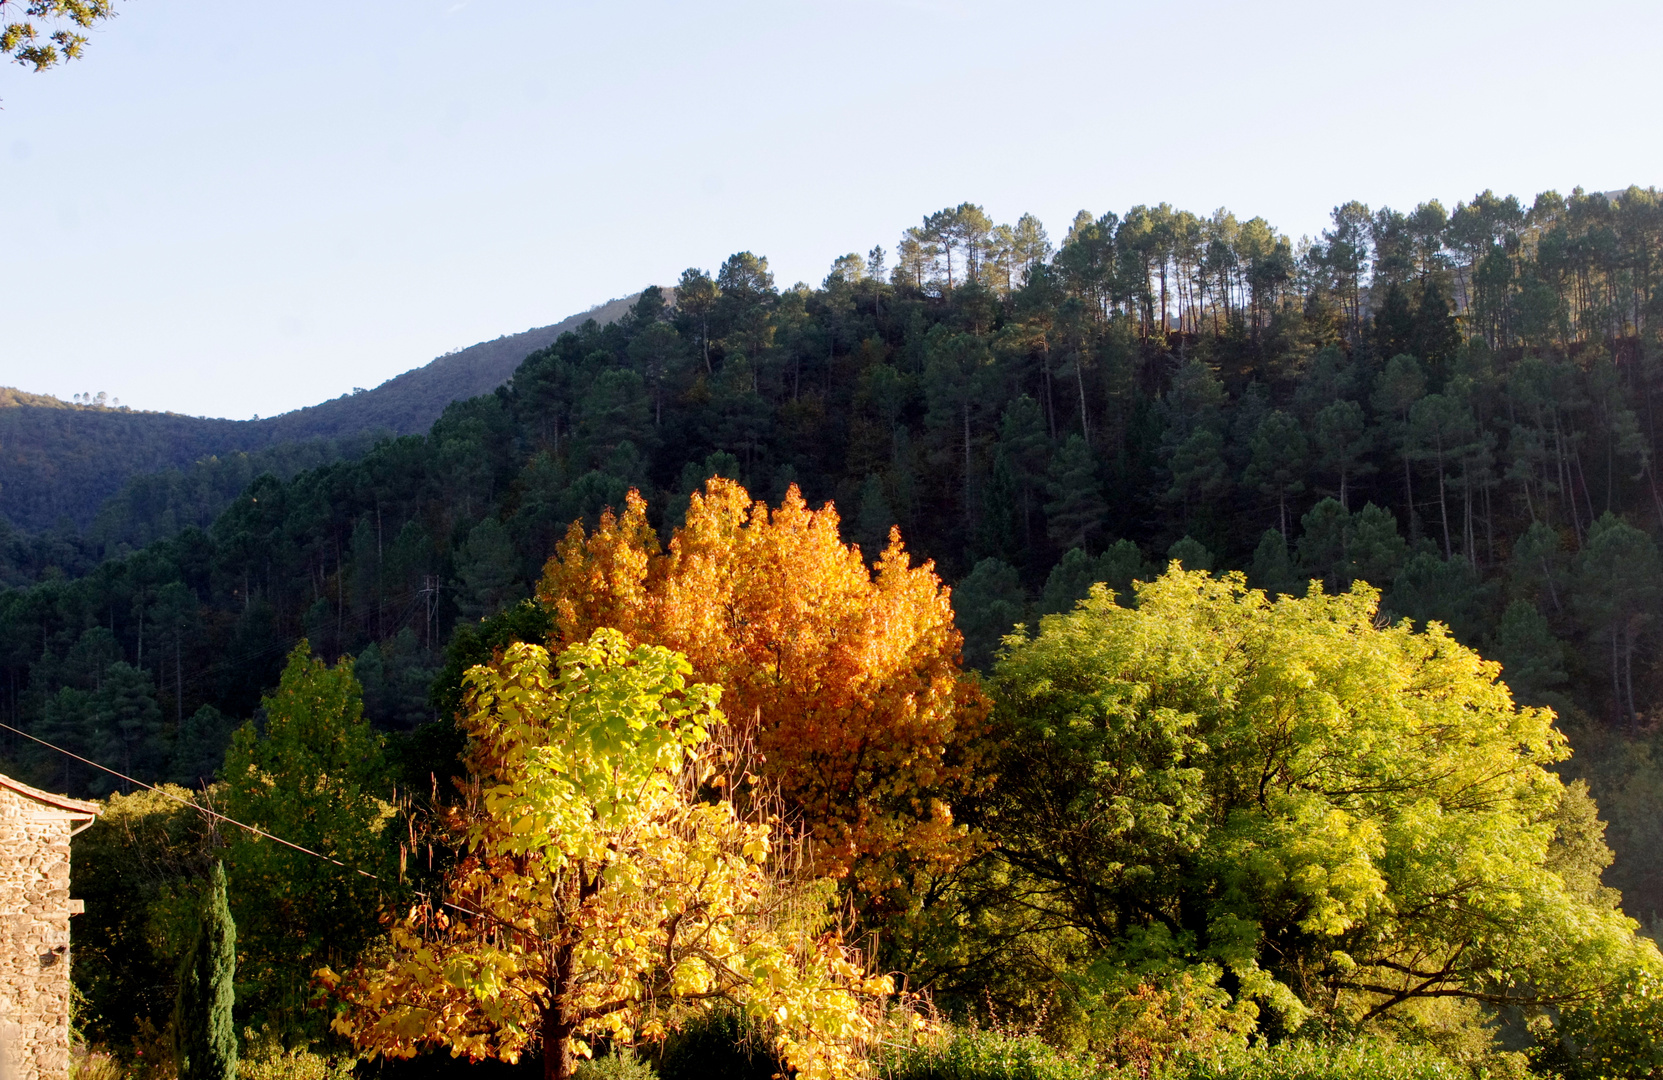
<box><xmin>0</xmin><ymin>294</ymin><xmax>640</xmax><ymax>556</ymax></box>
<box><xmin>6</xmin><ymin>187</ymin><xmax>1663</xmax><ymax>916</ymax></box>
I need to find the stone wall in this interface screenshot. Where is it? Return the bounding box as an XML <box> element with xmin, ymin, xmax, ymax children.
<box><xmin>0</xmin><ymin>776</ymin><xmax>97</xmax><ymax>1080</ymax></box>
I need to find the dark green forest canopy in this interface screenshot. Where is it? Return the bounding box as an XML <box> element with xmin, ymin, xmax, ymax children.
<box><xmin>0</xmin><ymin>294</ymin><xmax>640</xmax><ymax>545</ymax></box>
<box><xmin>7</xmin><ymin>183</ymin><xmax>1663</xmax><ymax>916</ymax></box>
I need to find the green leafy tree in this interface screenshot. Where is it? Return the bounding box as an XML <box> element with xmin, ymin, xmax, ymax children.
<box><xmin>923</xmin><ymin>329</ymin><xmax>998</xmax><ymax>533</ymax></box>
<box><xmin>1165</xmin><ymin>428</ymin><xmax>1229</xmax><ymax>520</ymax></box>
<box><xmin>1507</xmin><ymin>519</ymin><xmax>1566</xmax><ymax>613</ymax></box>
<box><xmin>170</xmin><ymin>704</ymin><xmax>234</xmax><ymax>788</ymax></box>
<box><xmin>172</xmin><ymin>862</ymin><xmax>237</xmax><ymax>1080</ymax></box>
<box><xmin>355</xmin><ymin>627</ymin><xmax>439</xmax><ymax>731</ymax></box>
<box><xmin>1038</xmin><ymin>542</ymin><xmax>1153</xmax><ymax>616</ymax></box>
<box><xmin>985</xmin><ymin>567</ymin><xmax>1656</xmax><ymax>1037</ymax></box>
<box><xmin>853</xmin><ymin>474</ymin><xmax>896</xmax><ymax>559</ymax></box>
<box><xmin>1296</xmin><ymin>498</ymin><xmax>1351</xmax><ymax>592</ymax></box>
<box><xmin>713</xmin><ymin>251</ymin><xmax>778</xmax><ymax>359</ymax></box>
<box><xmin>32</xmin><ymin>660</ymin><xmax>167</xmax><ymax>795</ymax></box>
<box><xmin>1407</xmin><ymin>394</ymin><xmax>1481</xmax><ymax>559</ymax></box>
<box><xmin>971</xmin><ymin>451</ymin><xmax>1021</xmax><ymax>564</ymax></box>
<box><xmin>1410</xmin><ymin>280</ymin><xmax>1460</xmax><ymax>371</ymax></box>
<box><xmin>327</xmin><ymin>631</ymin><xmax>890</xmax><ymax>1080</ymax></box>
<box><xmin>1535</xmin><ymin>969</ymin><xmax>1663</xmax><ymax>1080</ymax></box>
<box><xmin>673</xmin><ymin>268</ymin><xmax>718</xmax><ymax>374</ymax></box>
<box><xmin>222</xmin><ymin>643</ymin><xmax>396</xmax><ymax>1032</ymax></box>
<box><xmin>71</xmin><ymin>786</ymin><xmax>217</xmax><ymax>1051</ymax></box>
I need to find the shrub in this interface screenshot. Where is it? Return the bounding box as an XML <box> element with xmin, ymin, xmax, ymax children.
<box><xmin>69</xmin><ymin>1046</ymin><xmax>125</xmax><ymax>1080</ymax></box>
<box><xmin>235</xmin><ymin>1029</ymin><xmax>354</xmax><ymax>1080</ymax></box>
<box><xmin>1532</xmin><ymin>973</ymin><xmax>1663</xmax><ymax>1080</ymax></box>
<box><xmin>574</xmin><ymin>1050</ymin><xmax>657</xmax><ymax>1080</ymax></box>
<box><xmin>654</xmin><ymin>1009</ymin><xmax>778</xmax><ymax>1080</ymax></box>
<box><xmin>879</xmin><ymin>1026</ymin><xmax>1098</xmax><ymax>1080</ymax></box>
<box><xmin>1173</xmin><ymin>1041</ymin><xmax>1459</xmax><ymax>1080</ymax></box>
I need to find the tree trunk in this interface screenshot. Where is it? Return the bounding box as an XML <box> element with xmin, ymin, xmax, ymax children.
<box><xmin>1611</xmin><ymin>628</ymin><xmax>1623</xmax><ymax>726</ymax></box>
<box><xmin>1402</xmin><ymin>444</ymin><xmax>1414</xmax><ymax>535</ymax></box>
<box><xmin>542</xmin><ymin>1006</ymin><xmax>576</xmax><ymax>1080</ymax></box>
<box><xmin>962</xmin><ymin>403</ymin><xmax>973</xmax><ymax>533</ymax></box>
<box><xmin>1437</xmin><ymin>453</ymin><xmax>1452</xmax><ymax>560</ymax></box>
<box><xmin>1075</xmin><ymin>357</ymin><xmax>1091</xmax><ymax>448</ymax></box>
<box><xmin>1041</xmin><ymin>343</ymin><xmax>1056</xmax><ymax>439</ymax></box>
<box><xmin>1624</xmin><ymin>621</ymin><xmax>1638</xmax><ymax>732</ymax></box>
<box><xmin>543</xmin><ymin>942</ymin><xmax>579</xmax><ymax>1080</ymax></box>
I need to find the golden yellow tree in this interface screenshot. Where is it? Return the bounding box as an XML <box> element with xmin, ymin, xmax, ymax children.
<box><xmin>325</xmin><ymin>630</ymin><xmax>890</xmax><ymax>1080</ymax></box>
<box><xmin>538</xmin><ymin>479</ymin><xmax>989</xmax><ymax>901</ymax></box>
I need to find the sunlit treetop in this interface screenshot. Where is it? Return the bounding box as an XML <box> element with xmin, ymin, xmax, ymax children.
<box><xmin>1</xmin><ymin>0</ymin><xmax>116</xmax><ymax>71</ymax></box>
<box><xmin>539</xmin><ymin>479</ymin><xmax>991</xmax><ymax>904</ymax></box>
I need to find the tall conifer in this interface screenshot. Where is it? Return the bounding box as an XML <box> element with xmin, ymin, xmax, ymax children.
<box><xmin>173</xmin><ymin>861</ymin><xmax>237</xmax><ymax>1080</ymax></box>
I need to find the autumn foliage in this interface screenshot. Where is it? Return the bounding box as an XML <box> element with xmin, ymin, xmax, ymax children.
<box><xmin>538</xmin><ymin>479</ymin><xmax>990</xmax><ymax>898</ymax></box>
<box><xmin>326</xmin><ymin>631</ymin><xmax>891</xmax><ymax>1080</ymax></box>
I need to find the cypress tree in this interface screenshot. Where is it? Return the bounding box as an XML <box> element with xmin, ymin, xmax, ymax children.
<box><xmin>173</xmin><ymin>862</ymin><xmax>237</xmax><ymax>1080</ymax></box>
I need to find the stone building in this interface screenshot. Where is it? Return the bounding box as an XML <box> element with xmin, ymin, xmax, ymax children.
<box><xmin>0</xmin><ymin>773</ymin><xmax>99</xmax><ymax>1080</ymax></box>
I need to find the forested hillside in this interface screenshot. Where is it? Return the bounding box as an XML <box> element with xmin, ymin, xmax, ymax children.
<box><xmin>0</xmin><ymin>294</ymin><xmax>637</xmax><ymax>537</ymax></box>
<box><xmin>7</xmin><ymin>184</ymin><xmax>1663</xmax><ymax>922</ymax></box>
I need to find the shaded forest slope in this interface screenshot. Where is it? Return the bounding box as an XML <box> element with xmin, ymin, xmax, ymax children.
<box><xmin>7</xmin><ymin>187</ymin><xmax>1663</xmax><ymax>922</ymax></box>
<box><xmin>0</xmin><ymin>294</ymin><xmax>638</xmax><ymax>534</ymax></box>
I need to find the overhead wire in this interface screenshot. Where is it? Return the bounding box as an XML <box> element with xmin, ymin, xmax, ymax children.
<box><xmin>0</xmin><ymin>718</ymin><xmax>545</xmax><ymax>945</ymax></box>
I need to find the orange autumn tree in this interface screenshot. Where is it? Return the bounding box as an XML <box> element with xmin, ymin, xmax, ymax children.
<box><xmin>538</xmin><ymin>478</ymin><xmax>989</xmax><ymax>904</ymax></box>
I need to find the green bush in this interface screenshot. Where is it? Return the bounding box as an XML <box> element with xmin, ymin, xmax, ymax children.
<box><xmin>1532</xmin><ymin>974</ymin><xmax>1663</xmax><ymax>1080</ymax></box>
<box><xmin>235</xmin><ymin>1028</ymin><xmax>354</xmax><ymax>1080</ymax></box>
<box><xmin>574</xmin><ymin>1049</ymin><xmax>657</xmax><ymax>1080</ymax></box>
<box><xmin>879</xmin><ymin>1026</ymin><xmax>1098</xmax><ymax>1080</ymax></box>
<box><xmin>654</xmin><ymin>1008</ymin><xmax>777</xmax><ymax>1080</ymax></box>
<box><xmin>1173</xmin><ymin>1041</ymin><xmax>1459</xmax><ymax>1080</ymax></box>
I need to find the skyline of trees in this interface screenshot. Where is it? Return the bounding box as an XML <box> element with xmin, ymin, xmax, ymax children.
<box><xmin>5</xmin><ymin>181</ymin><xmax>1663</xmax><ymax>929</ymax></box>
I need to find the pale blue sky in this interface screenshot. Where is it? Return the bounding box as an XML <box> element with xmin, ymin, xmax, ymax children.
<box><xmin>3</xmin><ymin>0</ymin><xmax>1659</xmax><ymax>419</ymax></box>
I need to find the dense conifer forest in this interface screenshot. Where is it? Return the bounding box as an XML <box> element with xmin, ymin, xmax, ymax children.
<box><xmin>12</xmin><ymin>184</ymin><xmax>1663</xmax><ymax>1079</ymax></box>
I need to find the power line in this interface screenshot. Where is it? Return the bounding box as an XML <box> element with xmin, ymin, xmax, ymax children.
<box><xmin>1</xmin><ymin>718</ymin><xmax>379</xmax><ymax>878</ymax></box>
<box><xmin>0</xmin><ymin>719</ymin><xmax>543</xmax><ymax>944</ymax></box>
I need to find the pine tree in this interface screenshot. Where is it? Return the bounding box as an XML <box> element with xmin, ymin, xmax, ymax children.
<box><xmin>855</xmin><ymin>473</ymin><xmax>896</xmax><ymax>559</ymax></box>
<box><xmin>1244</xmin><ymin>410</ymin><xmax>1308</xmax><ymax>538</ymax></box>
<box><xmin>1044</xmin><ymin>434</ymin><xmax>1107</xmax><ymax>549</ymax></box>
<box><xmin>1494</xmin><ymin>599</ymin><xmax>1568</xmax><ymax>708</ymax></box>
<box><xmin>972</xmin><ymin>452</ymin><xmax>1021</xmax><ymax>564</ymax></box>
<box><xmin>954</xmin><ymin>558</ymin><xmax>1025</xmax><ymax>671</ymax></box>
<box><xmin>455</xmin><ymin>517</ymin><xmax>527</xmax><ymax>620</ymax></box>
<box><xmin>1249</xmin><ymin>529</ymin><xmax>1300</xmax><ymax>595</ymax></box>
<box><xmin>1165</xmin><ymin>535</ymin><xmax>1214</xmax><ymax>573</ymax></box>
<box><xmin>173</xmin><ymin>862</ymin><xmax>237</xmax><ymax>1080</ymax></box>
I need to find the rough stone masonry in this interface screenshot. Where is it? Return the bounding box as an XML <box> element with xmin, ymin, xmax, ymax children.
<box><xmin>0</xmin><ymin>773</ymin><xmax>99</xmax><ymax>1080</ymax></box>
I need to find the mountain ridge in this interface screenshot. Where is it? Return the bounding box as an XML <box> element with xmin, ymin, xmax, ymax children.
<box><xmin>0</xmin><ymin>293</ymin><xmax>640</xmax><ymax>533</ymax></box>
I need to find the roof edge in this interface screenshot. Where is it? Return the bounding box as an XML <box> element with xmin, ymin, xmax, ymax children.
<box><xmin>0</xmin><ymin>771</ymin><xmax>102</xmax><ymax>816</ymax></box>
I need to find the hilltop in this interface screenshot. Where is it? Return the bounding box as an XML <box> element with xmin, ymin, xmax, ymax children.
<box><xmin>0</xmin><ymin>294</ymin><xmax>638</xmax><ymax>534</ymax></box>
